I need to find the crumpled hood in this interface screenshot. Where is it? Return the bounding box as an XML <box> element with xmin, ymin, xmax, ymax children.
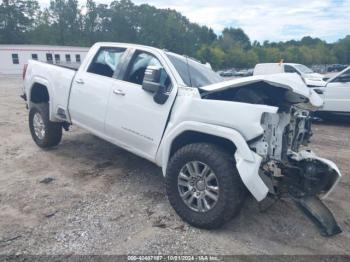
<box><xmin>200</xmin><ymin>73</ymin><xmax>324</xmax><ymax>109</ymax></box>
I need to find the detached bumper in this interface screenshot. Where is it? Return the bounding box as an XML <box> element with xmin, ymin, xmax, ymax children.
<box><xmin>289</xmin><ymin>150</ymin><xmax>342</xmax><ymax>237</ymax></box>
<box><xmin>295</xmin><ymin>195</ymin><xmax>342</xmax><ymax>236</ymax></box>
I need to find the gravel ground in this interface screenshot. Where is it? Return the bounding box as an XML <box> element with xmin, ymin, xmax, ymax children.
<box><xmin>0</xmin><ymin>76</ymin><xmax>350</xmax><ymax>255</ymax></box>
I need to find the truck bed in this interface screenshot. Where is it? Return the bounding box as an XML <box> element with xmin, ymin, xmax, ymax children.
<box><xmin>47</xmin><ymin>62</ymin><xmax>80</xmax><ymax>71</ymax></box>
<box><xmin>24</xmin><ymin>60</ymin><xmax>77</xmax><ymax>122</ymax></box>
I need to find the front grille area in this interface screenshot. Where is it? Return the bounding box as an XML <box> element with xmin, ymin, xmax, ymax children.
<box><xmin>250</xmin><ymin>108</ymin><xmax>313</xmax><ymax>163</ymax></box>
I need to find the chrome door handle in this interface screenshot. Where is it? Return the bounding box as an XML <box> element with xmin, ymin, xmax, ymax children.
<box><xmin>75</xmin><ymin>78</ymin><xmax>84</xmax><ymax>84</ymax></box>
<box><xmin>113</xmin><ymin>89</ymin><xmax>125</xmax><ymax>96</ymax></box>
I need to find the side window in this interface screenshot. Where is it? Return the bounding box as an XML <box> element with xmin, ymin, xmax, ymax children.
<box><xmin>75</xmin><ymin>54</ymin><xmax>81</xmax><ymax>63</ymax></box>
<box><xmin>31</xmin><ymin>54</ymin><xmax>38</xmax><ymax>60</ymax></box>
<box><xmin>46</xmin><ymin>53</ymin><xmax>53</xmax><ymax>63</ymax></box>
<box><xmin>54</xmin><ymin>54</ymin><xmax>60</xmax><ymax>64</ymax></box>
<box><xmin>284</xmin><ymin>65</ymin><xmax>298</xmax><ymax>73</ymax></box>
<box><xmin>65</xmin><ymin>54</ymin><xmax>71</xmax><ymax>63</ymax></box>
<box><xmin>124</xmin><ymin>51</ymin><xmax>170</xmax><ymax>87</ymax></box>
<box><xmin>87</xmin><ymin>47</ymin><xmax>126</xmax><ymax>78</ymax></box>
<box><xmin>12</xmin><ymin>54</ymin><xmax>19</xmax><ymax>64</ymax></box>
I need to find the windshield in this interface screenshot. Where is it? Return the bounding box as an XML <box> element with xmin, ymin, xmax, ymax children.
<box><xmin>166</xmin><ymin>52</ymin><xmax>223</xmax><ymax>88</ymax></box>
<box><xmin>294</xmin><ymin>64</ymin><xmax>314</xmax><ymax>74</ymax></box>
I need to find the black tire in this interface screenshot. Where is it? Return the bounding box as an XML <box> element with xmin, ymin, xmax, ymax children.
<box><xmin>166</xmin><ymin>143</ymin><xmax>247</xmax><ymax>229</ymax></box>
<box><xmin>29</xmin><ymin>103</ymin><xmax>62</xmax><ymax>148</ymax></box>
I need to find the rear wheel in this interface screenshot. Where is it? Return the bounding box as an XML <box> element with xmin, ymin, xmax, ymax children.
<box><xmin>166</xmin><ymin>143</ymin><xmax>247</xmax><ymax>229</ymax></box>
<box><xmin>29</xmin><ymin>103</ymin><xmax>62</xmax><ymax>148</ymax></box>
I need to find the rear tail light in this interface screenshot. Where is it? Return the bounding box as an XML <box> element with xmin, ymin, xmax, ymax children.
<box><xmin>22</xmin><ymin>64</ymin><xmax>28</xmax><ymax>80</ymax></box>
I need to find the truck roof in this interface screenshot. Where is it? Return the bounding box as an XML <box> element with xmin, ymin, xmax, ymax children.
<box><xmin>94</xmin><ymin>42</ymin><xmax>202</xmax><ymax>63</ymax></box>
<box><xmin>94</xmin><ymin>42</ymin><xmax>166</xmax><ymax>54</ymax></box>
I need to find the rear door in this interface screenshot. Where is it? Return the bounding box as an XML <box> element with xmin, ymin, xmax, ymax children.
<box><xmin>323</xmin><ymin>68</ymin><xmax>350</xmax><ymax>113</ymax></box>
<box><xmin>105</xmin><ymin>49</ymin><xmax>177</xmax><ymax>160</ymax></box>
<box><xmin>69</xmin><ymin>47</ymin><xmax>127</xmax><ymax>135</ymax></box>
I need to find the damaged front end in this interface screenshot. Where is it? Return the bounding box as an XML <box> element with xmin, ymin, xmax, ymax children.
<box><xmin>201</xmin><ymin>74</ymin><xmax>342</xmax><ymax>236</ymax></box>
<box><xmin>250</xmin><ymin>109</ymin><xmax>341</xmax><ymax>236</ymax></box>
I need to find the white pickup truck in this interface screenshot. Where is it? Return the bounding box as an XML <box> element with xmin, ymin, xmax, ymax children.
<box><xmin>22</xmin><ymin>42</ymin><xmax>342</xmax><ymax>236</ymax></box>
<box><xmin>254</xmin><ymin>63</ymin><xmax>326</xmax><ymax>87</ymax></box>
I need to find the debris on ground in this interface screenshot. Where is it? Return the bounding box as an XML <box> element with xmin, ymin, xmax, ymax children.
<box><xmin>39</xmin><ymin>177</ymin><xmax>55</xmax><ymax>184</ymax></box>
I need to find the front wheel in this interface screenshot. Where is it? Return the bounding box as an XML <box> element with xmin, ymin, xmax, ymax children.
<box><xmin>29</xmin><ymin>103</ymin><xmax>62</xmax><ymax>148</ymax></box>
<box><xmin>165</xmin><ymin>143</ymin><xmax>247</xmax><ymax>229</ymax></box>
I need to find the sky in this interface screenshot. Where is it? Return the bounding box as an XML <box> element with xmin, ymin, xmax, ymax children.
<box><xmin>38</xmin><ymin>0</ymin><xmax>350</xmax><ymax>43</ymax></box>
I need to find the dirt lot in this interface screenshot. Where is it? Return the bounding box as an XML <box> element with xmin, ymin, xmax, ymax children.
<box><xmin>0</xmin><ymin>76</ymin><xmax>350</xmax><ymax>255</ymax></box>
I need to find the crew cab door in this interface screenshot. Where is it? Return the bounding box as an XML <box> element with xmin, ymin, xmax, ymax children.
<box><xmin>323</xmin><ymin>68</ymin><xmax>350</xmax><ymax>113</ymax></box>
<box><xmin>105</xmin><ymin>49</ymin><xmax>177</xmax><ymax>160</ymax></box>
<box><xmin>69</xmin><ymin>47</ymin><xmax>127</xmax><ymax>135</ymax></box>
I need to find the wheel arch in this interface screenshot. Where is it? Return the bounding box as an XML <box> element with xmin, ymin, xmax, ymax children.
<box><xmin>157</xmin><ymin>121</ymin><xmax>255</xmax><ymax>174</ymax></box>
<box><xmin>27</xmin><ymin>76</ymin><xmax>53</xmax><ymax>105</ymax></box>
<box><xmin>30</xmin><ymin>82</ymin><xmax>50</xmax><ymax>104</ymax></box>
<box><xmin>157</xmin><ymin>121</ymin><xmax>269</xmax><ymax>201</ymax></box>
<box><xmin>27</xmin><ymin>77</ymin><xmax>56</xmax><ymax>121</ymax></box>
<box><xmin>169</xmin><ymin>131</ymin><xmax>237</xmax><ymax>159</ymax></box>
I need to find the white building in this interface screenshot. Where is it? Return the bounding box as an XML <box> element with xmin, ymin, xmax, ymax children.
<box><xmin>0</xmin><ymin>44</ymin><xmax>90</xmax><ymax>75</ymax></box>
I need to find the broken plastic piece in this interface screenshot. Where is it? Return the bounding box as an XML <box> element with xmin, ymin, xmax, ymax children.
<box><xmin>295</xmin><ymin>195</ymin><xmax>342</xmax><ymax>237</ymax></box>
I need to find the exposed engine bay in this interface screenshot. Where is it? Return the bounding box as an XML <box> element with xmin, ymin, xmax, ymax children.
<box><xmin>202</xmin><ymin>81</ymin><xmax>338</xmax><ymax>199</ymax></box>
<box><xmin>201</xmin><ymin>79</ymin><xmax>342</xmax><ymax>236</ymax></box>
<box><xmin>250</xmin><ymin>109</ymin><xmax>338</xmax><ymax>199</ymax></box>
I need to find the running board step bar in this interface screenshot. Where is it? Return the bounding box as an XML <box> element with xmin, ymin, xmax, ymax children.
<box><xmin>294</xmin><ymin>195</ymin><xmax>342</xmax><ymax>237</ymax></box>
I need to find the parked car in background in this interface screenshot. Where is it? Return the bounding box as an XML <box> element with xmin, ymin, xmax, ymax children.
<box><xmin>311</xmin><ymin>65</ymin><xmax>327</xmax><ymax>74</ymax></box>
<box><xmin>247</xmin><ymin>68</ymin><xmax>254</xmax><ymax>76</ymax></box>
<box><xmin>313</xmin><ymin>66</ymin><xmax>350</xmax><ymax>116</ymax></box>
<box><xmin>219</xmin><ymin>68</ymin><xmax>253</xmax><ymax>78</ymax></box>
<box><xmin>327</xmin><ymin>64</ymin><xmax>348</xmax><ymax>73</ymax></box>
<box><xmin>254</xmin><ymin>63</ymin><xmax>326</xmax><ymax>87</ymax></box>
<box><xmin>235</xmin><ymin>68</ymin><xmax>254</xmax><ymax>77</ymax></box>
<box><xmin>219</xmin><ymin>69</ymin><xmax>236</xmax><ymax>77</ymax></box>
<box><xmin>235</xmin><ymin>69</ymin><xmax>247</xmax><ymax>77</ymax></box>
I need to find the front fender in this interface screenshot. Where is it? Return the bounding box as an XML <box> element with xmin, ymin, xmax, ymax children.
<box><xmin>157</xmin><ymin>121</ymin><xmax>269</xmax><ymax>201</ymax></box>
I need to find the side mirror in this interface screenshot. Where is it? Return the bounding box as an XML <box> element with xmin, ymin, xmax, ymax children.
<box><xmin>142</xmin><ymin>65</ymin><xmax>163</xmax><ymax>93</ymax></box>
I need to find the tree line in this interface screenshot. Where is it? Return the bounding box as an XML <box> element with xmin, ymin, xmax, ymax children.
<box><xmin>0</xmin><ymin>0</ymin><xmax>349</xmax><ymax>69</ymax></box>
